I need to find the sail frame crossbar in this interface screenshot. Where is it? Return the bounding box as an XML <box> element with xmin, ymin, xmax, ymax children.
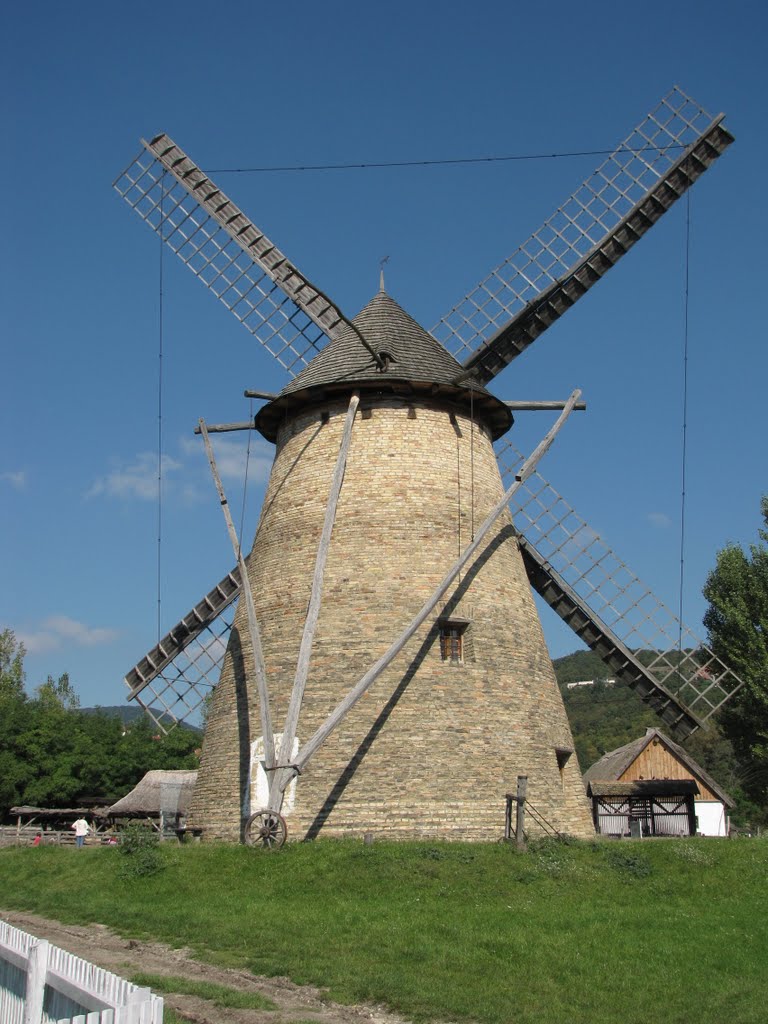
<box><xmin>498</xmin><ymin>441</ymin><xmax>744</xmax><ymax>721</ymax></box>
<box><xmin>431</xmin><ymin>87</ymin><xmax>730</xmax><ymax>368</ymax></box>
<box><xmin>123</xmin><ymin>575</ymin><xmax>241</xmax><ymax>733</ymax></box>
<box><xmin>113</xmin><ymin>135</ymin><xmax>340</xmax><ymax>376</ymax></box>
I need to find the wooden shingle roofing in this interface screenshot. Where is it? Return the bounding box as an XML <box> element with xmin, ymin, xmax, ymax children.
<box><xmin>582</xmin><ymin>727</ymin><xmax>734</xmax><ymax>807</ymax></box>
<box><xmin>254</xmin><ymin>289</ymin><xmax>512</xmax><ymax>442</ymax></box>
<box><xmin>283</xmin><ymin>290</ymin><xmax>468</xmax><ymax>393</ymax></box>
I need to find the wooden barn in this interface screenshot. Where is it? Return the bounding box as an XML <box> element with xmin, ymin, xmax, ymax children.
<box><xmin>583</xmin><ymin>728</ymin><xmax>734</xmax><ymax>837</ymax></box>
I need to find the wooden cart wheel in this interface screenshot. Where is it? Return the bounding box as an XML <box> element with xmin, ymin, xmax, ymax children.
<box><xmin>244</xmin><ymin>810</ymin><xmax>288</xmax><ymax>849</ymax></box>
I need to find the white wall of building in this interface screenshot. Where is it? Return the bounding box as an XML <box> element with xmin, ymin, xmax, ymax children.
<box><xmin>695</xmin><ymin>800</ymin><xmax>728</xmax><ymax>837</ymax></box>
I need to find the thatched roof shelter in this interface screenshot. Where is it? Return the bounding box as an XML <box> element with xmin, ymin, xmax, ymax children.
<box><xmin>11</xmin><ymin>806</ymin><xmax>110</xmax><ymax>819</ymax></box>
<box><xmin>107</xmin><ymin>770</ymin><xmax>197</xmax><ymax>819</ymax></box>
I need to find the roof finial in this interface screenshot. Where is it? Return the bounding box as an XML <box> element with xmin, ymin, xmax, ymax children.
<box><xmin>379</xmin><ymin>255</ymin><xmax>390</xmax><ymax>293</ymax></box>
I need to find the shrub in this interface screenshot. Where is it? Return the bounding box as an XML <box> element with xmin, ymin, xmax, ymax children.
<box><xmin>117</xmin><ymin>822</ymin><xmax>163</xmax><ymax>878</ymax></box>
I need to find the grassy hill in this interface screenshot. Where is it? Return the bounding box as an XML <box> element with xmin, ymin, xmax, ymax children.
<box><xmin>552</xmin><ymin>650</ymin><xmax>658</xmax><ymax>769</ymax></box>
<box><xmin>1</xmin><ymin>839</ymin><xmax>766</xmax><ymax>1024</ymax></box>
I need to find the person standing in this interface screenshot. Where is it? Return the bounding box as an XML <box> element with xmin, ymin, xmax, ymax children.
<box><xmin>71</xmin><ymin>818</ymin><xmax>90</xmax><ymax>848</ymax></box>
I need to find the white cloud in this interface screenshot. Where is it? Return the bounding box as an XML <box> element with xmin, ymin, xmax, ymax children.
<box><xmin>180</xmin><ymin>434</ymin><xmax>273</xmax><ymax>483</ymax></box>
<box><xmin>1</xmin><ymin>470</ymin><xmax>27</xmax><ymax>490</ymax></box>
<box><xmin>87</xmin><ymin>433</ymin><xmax>272</xmax><ymax>505</ymax></box>
<box><xmin>648</xmin><ymin>512</ymin><xmax>672</xmax><ymax>529</ymax></box>
<box><xmin>17</xmin><ymin>615</ymin><xmax>119</xmax><ymax>655</ymax></box>
<box><xmin>86</xmin><ymin>452</ymin><xmax>182</xmax><ymax>500</ymax></box>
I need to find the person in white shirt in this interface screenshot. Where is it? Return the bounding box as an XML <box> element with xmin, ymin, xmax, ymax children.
<box><xmin>71</xmin><ymin>818</ymin><xmax>90</xmax><ymax>848</ymax></box>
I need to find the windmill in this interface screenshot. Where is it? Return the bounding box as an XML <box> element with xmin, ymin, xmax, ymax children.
<box><xmin>115</xmin><ymin>87</ymin><xmax>742</xmax><ymax>846</ymax></box>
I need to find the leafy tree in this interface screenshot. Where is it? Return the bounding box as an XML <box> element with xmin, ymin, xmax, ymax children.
<box><xmin>703</xmin><ymin>497</ymin><xmax>768</xmax><ymax>808</ymax></box>
<box><xmin>0</xmin><ymin>630</ymin><xmax>32</xmax><ymax>809</ymax></box>
<box><xmin>0</xmin><ymin>628</ymin><xmax>26</xmax><ymax>701</ymax></box>
<box><xmin>0</xmin><ymin>631</ymin><xmax>200</xmax><ymax>819</ymax></box>
<box><xmin>36</xmin><ymin>672</ymin><xmax>80</xmax><ymax>710</ymax></box>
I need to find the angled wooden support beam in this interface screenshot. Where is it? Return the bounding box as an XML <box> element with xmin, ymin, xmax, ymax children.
<box><xmin>193</xmin><ymin>421</ymin><xmax>255</xmax><ymax>433</ymax></box>
<box><xmin>285</xmin><ymin>390</ymin><xmax>582</xmax><ymax>784</ymax></box>
<box><xmin>503</xmin><ymin>401</ymin><xmax>587</xmax><ymax>411</ymax></box>
<box><xmin>269</xmin><ymin>393</ymin><xmax>360</xmax><ymax>810</ymax></box>
<box><xmin>199</xmin><ymin>418</ymin><xmax>276</xmax><ymax>771</ymax></box>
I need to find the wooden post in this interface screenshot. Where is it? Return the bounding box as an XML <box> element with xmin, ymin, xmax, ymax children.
<box><xmin>270</xmin><ymin>394</ymin><xmax>359</xmax><ymax>809</ymax></box>
<box><xmin>199</xmin><ymin>419</ymin><xmax>276</xmax><ymax>772</ymax></box>
<box><xmin>504</xmin><ymin>795</ymin><xmax>513</xmax><ymax>841</ymax></box>
<box><xmin>515</xmin><ymin>776</ymin><xmax>527</xmax><ymax>849</ymax></box>
<box><xmin>23</xmin><ymin>938</ymin><xmax>48</xmax><ymax>1024</ymax></box>
<box><xmin>292</xmin><ymin>391</ymin><xmax>581</xmax><ymax>776</ymax></box>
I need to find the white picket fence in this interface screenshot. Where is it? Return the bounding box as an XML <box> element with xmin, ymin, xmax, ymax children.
<box><xmin>0</xmin><ymin>919</ymin><xmax>163</xmax><ymax>1023</ymax></box>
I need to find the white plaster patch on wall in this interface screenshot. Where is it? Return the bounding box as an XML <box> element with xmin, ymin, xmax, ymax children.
<box><xmin>246</xmin><ymin>733</ymin><xmax>299</xmax><ymax>817</ymax></box>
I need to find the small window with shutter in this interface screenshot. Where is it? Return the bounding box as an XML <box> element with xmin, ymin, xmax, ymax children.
<box><xmin>438</xmin><ymin>619</ymin><xmax>470</xmax><ymax>665</ymax></box>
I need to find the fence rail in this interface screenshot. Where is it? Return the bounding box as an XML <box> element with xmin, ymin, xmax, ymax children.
<box><xmin>0</xmin><ymin>827</ymin><xmax>117</xmax><ymax>848</ymax></box>
<box><xmin>0</xmin><ymin>919</ymin><xmax>162</xmax><ymax>1024</ymax></box>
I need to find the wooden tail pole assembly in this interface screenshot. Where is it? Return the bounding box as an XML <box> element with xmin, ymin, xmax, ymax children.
<box><xmin>199</xmin><ymin>419</ymin><xmax>276</xmax><ymax>775</ymax></box>
<box><xmin>268</xmin><ymin>393</ymin><xmax>360</xmax><ymax>810</ymax></box>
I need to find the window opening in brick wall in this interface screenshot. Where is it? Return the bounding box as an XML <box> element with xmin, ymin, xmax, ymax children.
<box><xmin>555</xmin><ymin>748</ymin><xmax>573</xmax><ymax>786</ymax></box>
<box><xmin>439</xmin><ymin>620</ymin><xmax>469</xmax><ymax>665</ymax></box>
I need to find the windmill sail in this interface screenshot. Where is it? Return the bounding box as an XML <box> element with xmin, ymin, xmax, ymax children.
<box><xmin>124</xmin><ymin>568</ymin><xmax>241</xmax><ymax>731</ymax></box>
<box><xmin>432</xmin><ymin>87</ymin><xmax>733</xmax><ymax>385</ymax></box>
<box><xmin>497</xmin><ymin>442</ymin><xmax>744</xmax><ymax>736</ymax></box>
<box><xmin>114</xmin><ymin>134</ymin><xmax>359</xmax><ymax>375</ymax></box>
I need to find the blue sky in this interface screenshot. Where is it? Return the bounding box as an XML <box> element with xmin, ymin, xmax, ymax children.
<box><xmin>2</xmin><ymin>1</ymin><xmax>766</xmax><ymax>708</ymax></box>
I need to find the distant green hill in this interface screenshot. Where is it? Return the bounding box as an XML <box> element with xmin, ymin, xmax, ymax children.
<box><xmin>552</xmin><ymin>649</ymin><xmax>752</xmax><ymax>821</ymax></box>
<box><xmin>552</xmin><ymin>652</ymin><xmax>658</xmax><ymax>770</ymax></box>
<box><xmin>79</xmin><ymin>704</ymin><xmax>201</xmax><ymax>733</ymax></box>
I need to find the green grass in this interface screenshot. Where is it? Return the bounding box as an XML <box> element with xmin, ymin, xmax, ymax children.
<box><xmin>160</xmin><ymin>1011</ymin><xmax>193</xmax><ymax>1024</ymax></box>
<box><xmin>131</xmin><ymin>972</ymin><xmax>277</xmax><ymax>1010</ymax></box>
<box><xmin>1</xmin><ymin>837</ymin><xmax>766</xmax><ymax>1024</ymax></box>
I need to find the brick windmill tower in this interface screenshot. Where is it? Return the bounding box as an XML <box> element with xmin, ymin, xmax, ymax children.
<box><xmin>116</xmin><ymin>88</ymin><xmax>743</xmax><ymax>845</ymax></box>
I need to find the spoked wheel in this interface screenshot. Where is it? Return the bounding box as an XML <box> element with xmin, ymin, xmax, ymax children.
<box><xmin>244</xmin><ymin>810</ymin><xmax>288</xmax><ymax>849</ymax></box>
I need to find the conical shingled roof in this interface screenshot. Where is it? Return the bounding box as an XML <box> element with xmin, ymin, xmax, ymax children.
<box><xmin>283</xmin><ymin>290</ymin><xmax>468</xmax><ymax>394</ymax></box>
<box><xmin>255</xmin><ymin>289</ymin><xmax>512</xmax><ymax>442</ymax></box>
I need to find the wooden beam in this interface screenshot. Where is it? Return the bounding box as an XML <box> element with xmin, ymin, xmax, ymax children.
<box><xmin>503</xmin><ymin>401</ymin><xmax>586</xmax><ymax>411</ymax></box>
<box><xmin>199</xmin><ymin>419</ymin><xmax>276</xmax><ymax>772</ymax></box>
<box><xmin>244</xmin><ymin>389</ymin><xmax>278</xmax><ymax>401</ymax></box>
<box><xmin>269</xmin><ymin>394</ymin><xmax>360</xmax><ymax>810</ymax></box>
<box><xmin>194</xmin><ymin>421</ymin><xmax>254</xmax><ymax>433</ymax></box>
<box><xmin>287</xmin><ymin>390</ymin><xmax>581</xmax><ymax>781</ymax></box>
<box><xmin>515</xmin><ymin>776</ymin><xmax>527</xmax><ymax>849</ymax></box>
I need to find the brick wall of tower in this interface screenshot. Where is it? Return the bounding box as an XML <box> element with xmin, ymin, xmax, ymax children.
<box><xmin>188</xmin><ymin>396</ymin><xmax>594</xmax><ymax>841</ymax></box>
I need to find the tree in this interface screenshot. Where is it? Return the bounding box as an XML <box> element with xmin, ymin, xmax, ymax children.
<box><xmin>36</xmin><ymin>672</ymin><xmax>80</xmax><ymax>710</ymax></box>
<box><xmin>0</xmin><ymin>629</ymin><xmax>200</xmax><ymax>818</ymax></box>
<box><xmin>703</xmin><ymin>497</ymin><xmax>768</xmax><ymax>809</ymax></box>
<box><xmin>0</xmin><ymin>628</ymin><xmax>26</xmax><ymax>702</ymax></box>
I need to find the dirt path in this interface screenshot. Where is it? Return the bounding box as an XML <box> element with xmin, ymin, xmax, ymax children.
<box><xmin>0</xmin><ymin>908</ymin><xmax>410</xmax><ymax>1024</ymax></box>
